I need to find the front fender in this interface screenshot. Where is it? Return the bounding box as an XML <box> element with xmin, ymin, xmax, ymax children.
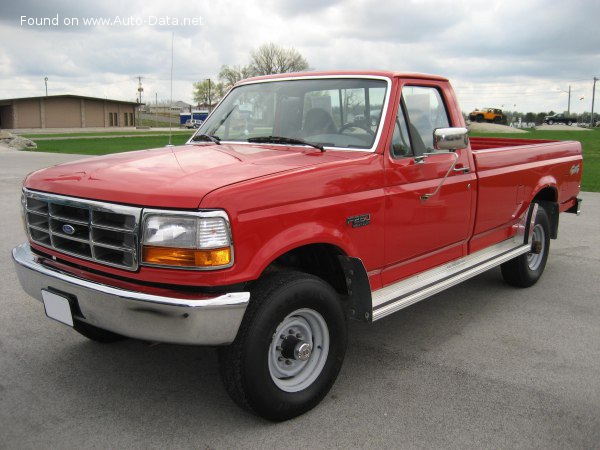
<box><xmin>251</xmin><ymin>221</ymin><xmax>358</xmax><ymax>276</ymax></box>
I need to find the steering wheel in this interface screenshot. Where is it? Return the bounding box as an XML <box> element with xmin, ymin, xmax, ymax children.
<box><xmin>339</xmin><ymin>121</ymin><xmax>375</xmax><ymax>136</ymax></box>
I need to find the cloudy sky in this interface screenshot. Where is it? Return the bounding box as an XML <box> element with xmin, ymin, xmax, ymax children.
<box><xmin>1</xmin><ymin>0</ymin><xmax>598</xmax><ymax>114</ymax></box>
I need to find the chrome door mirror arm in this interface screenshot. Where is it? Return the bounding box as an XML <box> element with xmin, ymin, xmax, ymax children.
<box><xmin>419</xmin><ymin>152</ymin><xmax>460</xmax><ymax>201</ymax></box>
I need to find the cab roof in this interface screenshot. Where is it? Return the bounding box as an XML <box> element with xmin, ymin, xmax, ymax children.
<box><xmin>237</xmin><ymin>70</ymin><xmax>449</xmax><ymax>85</ymax></box>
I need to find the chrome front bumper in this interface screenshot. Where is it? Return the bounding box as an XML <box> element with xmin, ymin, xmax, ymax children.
<box><xmin>12</xmin><ymin>243</ymin><xmax>250</xmax><ymax>345</ymax></box>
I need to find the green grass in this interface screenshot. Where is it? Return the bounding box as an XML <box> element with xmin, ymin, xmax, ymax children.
<box><xmin>31</xmin><ymin>134</ymin><xmax>193</xmax><ymax>155</ymax></box>
<box><xmin>21</xmin><ymin>130</ymin><xmax>192</xmax><ymax>139</ymax></box>
<box><xmin>470</xmin><ymin>128</ymin><xmax>599</xmax><ymax>192</ymax></box>
<box><xmin>137</xmin><ymin>117</ymin><xmax>181</xmax><ymax>128</ymax></box>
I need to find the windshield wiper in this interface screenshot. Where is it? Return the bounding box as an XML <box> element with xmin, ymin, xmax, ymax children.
<box><xmin>191</xmin><ymin>134</ymin><xmax>221</xmax><ymax>145</ymax></box>
<box><xmin>247</xmin><ymin>136</ymin><xmax>325</xmax><ymax>152</ymax></box>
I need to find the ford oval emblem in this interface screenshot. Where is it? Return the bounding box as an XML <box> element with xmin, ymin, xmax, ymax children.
<box><xmin>62</xmin><ymin>224</ymin><xmax>76</xmax><ymax>235</ymax></box>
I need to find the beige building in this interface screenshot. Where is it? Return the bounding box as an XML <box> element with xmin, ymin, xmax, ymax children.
<box><xmin>0</xmin><ymin>95</ymin><xmax>140</xmax><ymax>129</ymax></box>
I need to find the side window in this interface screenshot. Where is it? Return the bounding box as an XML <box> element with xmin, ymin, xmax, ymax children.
<box><xmin>402</xmin><ymin>86</ymin><xmax>450</xmax><ymax>154</ymax></box>
<box><xmin>390</xmin><ymin>102</ymin><xmax>412</xmax><ymax>158</ymax></box>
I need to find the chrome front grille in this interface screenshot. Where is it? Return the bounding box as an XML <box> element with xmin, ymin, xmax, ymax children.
<box><xmin>23</xmin><ymin>190</ymin><xmax>142</xmax><ymax>271</ymax></box>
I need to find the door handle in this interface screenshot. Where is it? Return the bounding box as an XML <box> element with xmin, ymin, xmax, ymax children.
<box><xmin>453</xmin><ymin>166</ymin><xmax>470</xmax><ymax>174</ymax></box>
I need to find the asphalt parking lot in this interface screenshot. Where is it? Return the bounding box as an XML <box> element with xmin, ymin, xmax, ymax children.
<box><xmin>1</xmin><ymin>146</ymin><xmax>599</xmax><ymax>449</ymax></box>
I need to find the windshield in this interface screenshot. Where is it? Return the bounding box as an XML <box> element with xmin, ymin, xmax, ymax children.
<box><xmin>195</xmin><ymin>77</ymin><xmax>389</xmax><ymax>150</ymax></box>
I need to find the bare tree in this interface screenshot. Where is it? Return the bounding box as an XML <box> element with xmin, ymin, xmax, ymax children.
<box><xmin>218</xmin><ymin>64</ymin><xmax>254</xmax><ymax>89</ymax></box>
<box><xmin>249</xmin><ymin>43</ymin><xmax>309</xmax><ymax>76</ymax></box>
<box><xmin>197</xmin><ymin>43</ymin><xmax>309</xmax><ymax>102</ymax></box>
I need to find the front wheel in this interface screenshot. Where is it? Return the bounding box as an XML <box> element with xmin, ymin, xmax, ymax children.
<box><xmin>501</xmin><ymin>204</ymin><xmax>551</xmax><ymax>287</ymax></box>
<box><xmin>218</xmin><ymin>271</ymin><xmax>347</xmax><ymax>421</ymax></box>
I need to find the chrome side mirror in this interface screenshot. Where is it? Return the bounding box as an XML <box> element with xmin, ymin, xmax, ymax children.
<box><xmin>433</xmin><ymin>127</ymin><xmax>469</xmax><ymax>151</ymax></box>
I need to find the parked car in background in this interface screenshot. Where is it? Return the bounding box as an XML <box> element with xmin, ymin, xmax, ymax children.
<box><xmin>544</xmin><ymin>114</ymin><xmax>575</xmax><ymax>125</ymax></box>
<box><xmin>468</xmin><ymin>107</ymin><xmax>506</xmax><ymax>124</ymax></box>
<box><xmin>184</xmin><ymin>119</ymin><xmax>202</xmax><ymax>129</ymax></box>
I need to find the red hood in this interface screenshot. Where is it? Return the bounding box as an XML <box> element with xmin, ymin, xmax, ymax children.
<box><xmin>25</xmin><ymin>143</ymin><xmax>354</xmax><ymax>209</ymax></box>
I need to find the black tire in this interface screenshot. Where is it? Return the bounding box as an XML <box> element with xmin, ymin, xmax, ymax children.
<box><xmin>501</xmin><ymin>205</ymin><xmax>551</xmax><ymax>288</ymax></box>
<box><xmin>74</xmin><ymin>320</ymin><xmax>126</xmax><ymax>343</ymax></box>
<box><xmin>218</xmin><ymin>271</ymin><xmax>347</xmax><ymax>421</ymax></box>
<box><xmin>548</xmin><ymin>120</ymin><xmax>554</xmax><ymax>125</ymax></box>
<box><xmin>476</xmin><ymin>114</ymin><xmax>484</xmax><ymax>123</ymax></box>
<box><xmin>567</xmin><ymin>121</ymin><xmax>573</xmax><ymax>126</ymax></box>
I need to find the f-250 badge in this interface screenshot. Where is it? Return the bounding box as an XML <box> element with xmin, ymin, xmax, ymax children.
<box><xmin>346</xmin><ymin>214</ymin><xmax>371</xmax><ymax>228</ymax></box>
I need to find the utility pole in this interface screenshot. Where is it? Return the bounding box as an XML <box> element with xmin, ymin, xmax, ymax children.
<box><xmin>44</xmin><ymin>77</ymin><xmax>48</xmax><ymax>96</ymax></box>
<box><xmin>592</xmin><ymin>77</ymin><xmax>598</xmax><ymax>127</ymax></box>
<box><xmin>136</xmin><ymin>76</ymin><xmax>144</xmax><ymax>128</ymax></box>
<box><xmin>137</xmin><ymin>76</ymin><xmax>144</xmax><ymax>103</ymax></box>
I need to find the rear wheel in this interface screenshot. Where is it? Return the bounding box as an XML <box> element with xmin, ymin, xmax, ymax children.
<box><xmin>476</xmin><ymin>114</ymin><xmax>484</xmax><ymax>123</ymax></box>
<box><xmin>501</xmin><ymin>205</ymin><xmax>551</xmax><ymax>287</ymax></box>
<box><xmin>218</xmin><ymin>271</ymin><xmax>347</xmax><ymax>421</ymax></box>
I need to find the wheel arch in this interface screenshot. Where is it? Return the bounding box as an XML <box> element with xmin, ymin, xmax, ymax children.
<box><xmin>531</xmin><ymin>185</ymin><xmax>559</xmax><ymax>239</ymax></box>
<box><xmin>259</xmin><ymin>243</ymin><xmax>373</xmax><ymax>322</ymax></box>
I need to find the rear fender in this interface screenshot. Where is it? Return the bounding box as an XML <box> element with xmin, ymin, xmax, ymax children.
<box><xmin>531</xmin><ymin>177</ymin><xmax>557</xmax><ymax>202</ymax></box>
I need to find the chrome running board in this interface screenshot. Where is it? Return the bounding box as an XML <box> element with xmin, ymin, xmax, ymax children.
<box><xmin>372</xmin><ymin>239</ymin><xmax>530</xmax><ymax>322</ymax></box>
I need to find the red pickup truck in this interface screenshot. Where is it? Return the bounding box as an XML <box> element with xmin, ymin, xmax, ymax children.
<box><xmin>13</xmin><ymin>71</ymin><xmax>582</xmax><ymax>421</ymax></box>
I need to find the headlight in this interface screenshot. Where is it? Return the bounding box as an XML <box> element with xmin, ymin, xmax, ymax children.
<box><xmin>141</xmin><ymin>210</ymin><xmax>233</xmax><ymax>269</ymax></box>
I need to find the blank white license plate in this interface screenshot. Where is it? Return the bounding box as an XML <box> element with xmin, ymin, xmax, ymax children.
<box><xmin>42</xmin><ymin>290</ymin><xmax>74</xmax><ymax>327</ymax></box>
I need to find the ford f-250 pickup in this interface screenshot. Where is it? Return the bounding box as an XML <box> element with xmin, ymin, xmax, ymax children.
<box><xmin>12</xmin><ymin>71</ymin><xmax>583</xmax><ymax>421</ymax></box>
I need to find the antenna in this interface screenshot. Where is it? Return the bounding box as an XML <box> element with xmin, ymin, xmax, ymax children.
<box><xmin>167</xmin><ymin>32</ymin><xmax>174</xmax><ymax>147</ymax></box>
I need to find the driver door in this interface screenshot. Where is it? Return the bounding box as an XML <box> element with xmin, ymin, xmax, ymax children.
<box><xmin>383</xmin><ymin>84</ymin><xmax>474</xmax><ymax>285</ymax></box>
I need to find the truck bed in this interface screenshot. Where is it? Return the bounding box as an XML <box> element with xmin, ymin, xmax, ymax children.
<box><xmin>468</xmin><ymin>136</ymin><xmax>582</xmax><ymax>252</ymax></box>
<box><xmin>469</xmin><ymin>136</ymin><xmax>556</xmax><ymax>150</ymax></box>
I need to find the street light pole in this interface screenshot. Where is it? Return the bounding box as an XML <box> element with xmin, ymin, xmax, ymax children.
<box><xmin>558</xmin><ymin>85</ymin><xmax>571</xmax><ymax>116</ymax></box>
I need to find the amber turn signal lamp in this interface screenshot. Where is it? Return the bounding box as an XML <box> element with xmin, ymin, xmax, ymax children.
<box><xmin>142</xmin><ymin>246</ymin><xmax>231</xmax><ymax>268</ymax></box>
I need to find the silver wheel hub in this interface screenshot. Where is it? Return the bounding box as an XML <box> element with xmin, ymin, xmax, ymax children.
<box><xmin>295</xmin><ymin>342</ymin><xmax>312</xmax><ymax>361</ymax></box>
<box><xmin>268</xmin><ymin>308</ymin><xmax>330</xmax><ymax>393</ymax></box>
<box><xmin>527</xmin><ymin>223</ymin><xmax>546</xmax><ymax>271</ymax></box>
